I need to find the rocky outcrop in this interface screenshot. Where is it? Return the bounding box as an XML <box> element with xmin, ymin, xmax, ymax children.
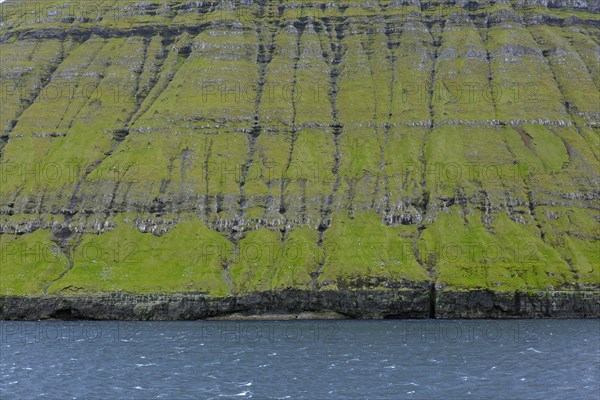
<box><xmin>515</xmin><ymin>0</ymin><xmax>600</xmax><ymax>12</ymax></box>
<box><xmin>434</xmin><ymin>289</ymin><xmax>600</xmax><ymax>318</ymax></box>
<box><xmin>0</xmin><ymin>289</ymin><xmax>432</xmax><ymax>320</ymax></box>
<box><xmin>2</xmin><ymin>288</ymin><xmax>598</xmax><ymax>320</ymax></box>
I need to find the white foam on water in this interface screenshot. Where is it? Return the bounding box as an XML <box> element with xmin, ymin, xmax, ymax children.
<box><xmin>219</xmin><ymin>391</ymin><xmax>250</xmax><ymax>397</ymax></box>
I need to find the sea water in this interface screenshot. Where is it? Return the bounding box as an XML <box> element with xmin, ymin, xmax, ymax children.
<box><xmin>1</xmin><ymin>319</ymin><xmax>598</xmax><ymax>399</ymax></box>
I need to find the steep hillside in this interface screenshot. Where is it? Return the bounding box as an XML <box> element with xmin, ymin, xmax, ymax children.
<box><xmin>0</xmin><ymin>0</ymin><xmax>598</xmax><ymax>318</ymax></box>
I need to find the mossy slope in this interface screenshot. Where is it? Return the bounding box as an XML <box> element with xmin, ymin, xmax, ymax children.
<box><xmin>1</xmin><ymin>0</ymin><xmax>598</xmax><ymax>298</ymax></box>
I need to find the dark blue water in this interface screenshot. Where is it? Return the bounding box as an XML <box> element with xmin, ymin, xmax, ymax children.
<box><xmin>1</xmin><ymin>320</ymin><xmax>598</xmax><ymax>399</ymax></box>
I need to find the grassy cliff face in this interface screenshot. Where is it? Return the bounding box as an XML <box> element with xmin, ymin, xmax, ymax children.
<box><xmin>0</xmin><ymin>0</ymin><xmax>598</xmax><ymax>298</ymax></box>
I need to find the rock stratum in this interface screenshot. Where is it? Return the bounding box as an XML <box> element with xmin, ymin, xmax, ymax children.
<box><xmin>0</xmin><ymin>0</ymin><xmax>598</xmax><ymax>319</ymax></box>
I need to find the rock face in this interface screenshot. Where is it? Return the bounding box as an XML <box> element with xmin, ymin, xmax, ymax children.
<box><xmin>2</xmin><ymin>289</ymin><xmax>599</xmax><ymax>320</ymax></box>
<box><xmin>0</xmin><ymin>1</ymin><xmax>598</xmax><ymax>319</ymax></box>
<box><xmin>519</xmin><ymin>0</ymin><xmax>600</xmax><ymax>13</ymax></box>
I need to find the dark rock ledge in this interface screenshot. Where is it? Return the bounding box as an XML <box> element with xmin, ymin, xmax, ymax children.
<box><xmin>1</xmin><ymin>288</ymin><xmax>598</xmax><ymax>320</ymax></box>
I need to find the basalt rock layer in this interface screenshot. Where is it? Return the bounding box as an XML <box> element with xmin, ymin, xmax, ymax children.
<box><xmin>0</xmin><ymin>0</ymin><xmax>598</xmax><ymax>319</ymax></box>
<box><xmin>2</xmin><ymin>289</ymin><xmax>599</xmax><ymax>320</ymax></box>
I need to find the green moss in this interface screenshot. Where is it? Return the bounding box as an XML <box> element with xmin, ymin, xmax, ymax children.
<box><xmin>319</xmin><ymin>212</ymin><xmax>429</xmax><ymax>288</ymax></box>
<box><xmin>0</xmin><ymin>230</ymin><xmax>67</xmax><ymax>296</ymax></box>
<box><xmin>421</xmin><ymin>210</ymin><xmax>574</xmax><ymax>292</ymax></box>
<box><xmin>563</xmin><ymin>237</ymin><xmax>600</xmax><ymax>285</ymax></box>
<box><xmin>230</xmin><ymin>227</ymin><xmax>320</xmax><ymax>293</ymax></box>
<box><xmin>520</xmin><ymin>124</ymin><xmax>569</xmax><ymax>172</ymax></box>
<box><xmin>47</xmin><ymin>216</ymin><xmax>229</xmax><ymax>295</ymax></box>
